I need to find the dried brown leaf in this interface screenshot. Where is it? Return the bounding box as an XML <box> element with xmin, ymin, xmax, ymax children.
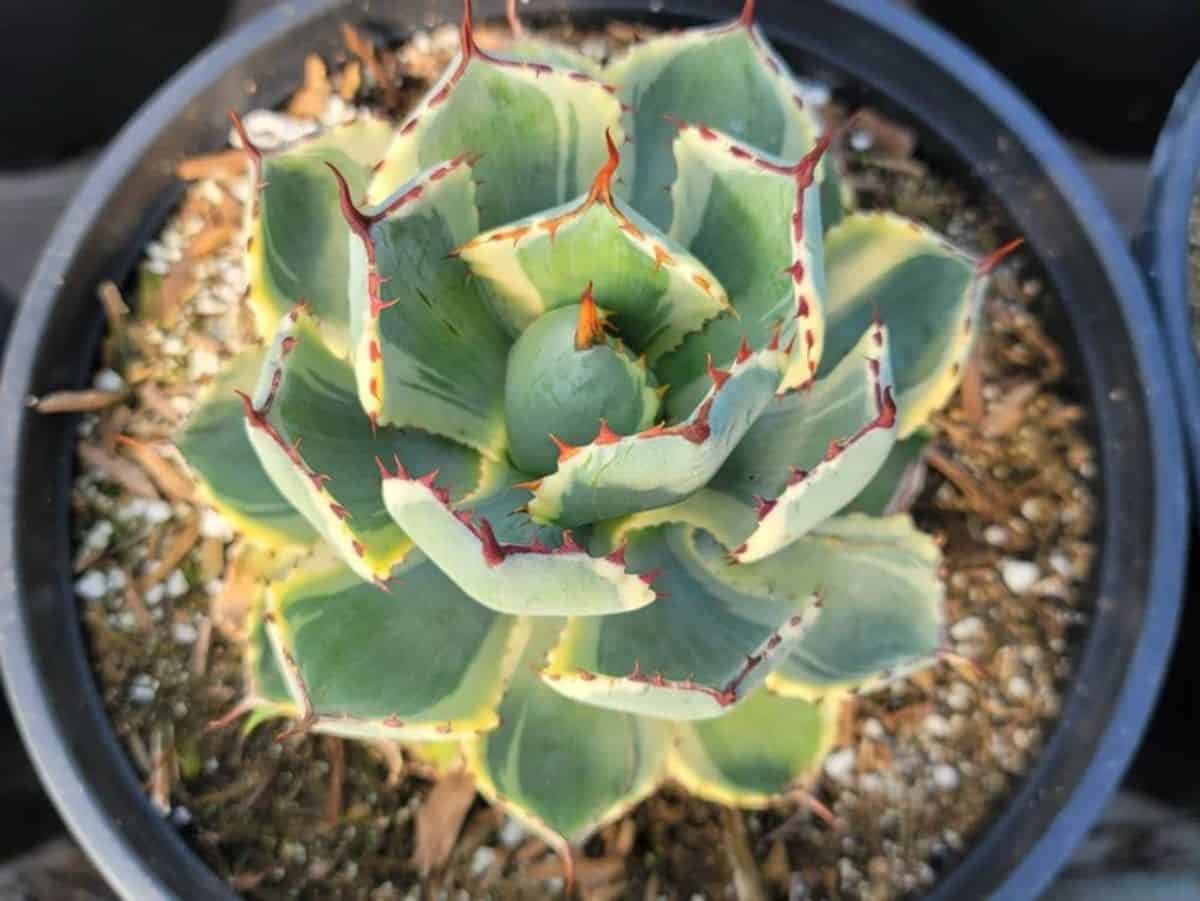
<box><xmin>78</xmin><ymin>443</ymin><xmax>160</xmax><ymax>498</ymax></box>
<box><xmin>98</xmin><ymin>405</ymin><xmax>133</xmax><ymax>455</ymax></box>
<box><xmin>582</xmin><ymin>882</ymin><xmax>628</xmax><ymax>901</ymax></box>
<box><xmin>137</xmin><ymin>382</ymin><xmax>183</xmax><ymax>424</ymax></box>
<box><xmin>577</xmin><ymin>856</ymin><xmax>626</xmax><ymax>891</ymax></box>
<box><xmin>323</xmin><ymin>736</ymin><xmax>345</xmax><ymax>826</ymax></box>
<box><xmin>138</xmin><ymin>519</ymin><xmax>201</xmax><ymax>592</ymax></box>
<box><xmin>761</xmin><ymin>840</ymin><xmax>791</xmax><ymax>894</ymax></box>
<box><xmin>369</xmin><ymin>740</ymin><xmax>406</xmax><ymax>787</ymax></box>
<box><xmin>722</xmin><ymin>808</ymin><xmax>767</xmax><ymax>901</ymax></box>
<box><xmin>611</xmin><ymin>817</ymin><xmax>636</xmax><ymax>857</ymax></box>
<box><xmin>836</xmin><ymin>694</ymin><xmax>858</xmax><ymax>746</ymax></box>
<box><xmin>176</xmin><ymin>149</ymin><xmax>248</xmax><ymax>181</ymax></box>
<box><xmin>211</xmin><ymin>544</ymin><xmax>260</xmax><ymax>639</ymax></box>
<box><xmin>117</xmin><ymin>436</ymin><xmax>195</xmax><ymax>501</ymax></box>
<box><xmin>98</xmin><ymin>280</ymin><xmax>129</xmax><ymax>323</ymax></box>
<box><xmin>186</xmin><ymin>223</ymin><xmax>238</xmax><ymax>259</ymax></box>
<box><xmin>158</xmin><ymin>260</ymin><xmax>197</xmax><ymax>328</ymax></box>
<box><xmin>412</xmin><ymin>771</ymin><xmax>477</xmax><ymax>877</ymax></box>
<box><xmin>982</xmin><ymin>381</ymin><xmax>1040</xmax><ymax>438</ymax></box>
<box><xmin>960</xmin><ymin>344</ymin><xmax>985</xmax><ymax>425</ymax></box>
<box><xmin>123</xmin><ymin>578</ymin><xmax>155</xmax><ymax>631</ymax></box>
<box><xmin>34</xmin><ymin>389</ymin><xmax>127</xmax><ymax>413</ymax></box>
<box><xmin>197</xmin><ymin>536</ymin><xmax>225</xmax><ymax>582</ymax></box>
<box><xmin>850</xmin><ymin>107</ymin><xmax>918</xmax><ymax>158</ymax></box>
<box><xmin>190</xmin><ymin>615</ymin><xmax>213</xmax><ymax>677</ymax></box>
<box><xmin>287</xmin><ymin>54</ymin><xmax>331</xmax><ymax>119</ymax></box>
<box><xmin>338</xmin><ymin>60</ymin><xmax>362</xmax><ymax>100</ymax></box>
<box><xmin>926</xmin><ymin>446</ymin><xmax>1010</xmax><ymax>515</ymax></box>
<box><xmin>148</xmin><ymin>727</ymin><xmax>173</xmax><ymax>815</ymax></box>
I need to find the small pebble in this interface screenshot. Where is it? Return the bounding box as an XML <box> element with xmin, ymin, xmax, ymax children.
<box><xmin>200</xmin><ymin>509</ymin><xmax>233</xmax><ymax>540</ymax></box>
<box><xmin>128</xmin><ymin>674</ymin><xmax>158</xmax><ymax>705</ymax></box>
<box><xmin>193</xmin><ymin>295</ymin><xmax>228</xmax><ymax>317</ymax></box>
<box><xmin>794</xmin><ymin>77</ymin><xmax>832</xmax><ymax>106</ymax></box>
<box><xmin>1000</xmin><ymin>558</ymin><xmax>1040</xmax><ymax>594</ymax></box>
<box><xmin>824</xmin><ymin>748</ymin><xmax>857</xmax><ymax>783</ymax></box>
<box><xmin>1007</xmin><ymin>675</ymin><xmax>1032</xmax><ymax>700</ymax></box>
<box><xmin>1020</xmin><ymin>497</ymin><xmax>1049</xmax><ymax>522</ymax></box>
<box><xmin>849</xmin><ymin>129</ymin><xmax>873</xmax><ymax>152</ymax></box>
<box><xmin>161</xmin><ymin>337</ymin><xmax>186</xmax><ymax>357</ymax></box>
<box><xmin>105</xmin><ymin>568</ymin><xmax>127</xmax><ymax>591</ymax></box>
<box><xmin>190</xmin><ymin>349</ymin><xmax>221</xmax><ymax>379</ymax></box>
<box><xmin>580</xmin><ymin>36</ymin><xmax>607</xmax><ymax>60</ymax></box>
<box><xmin>982</xmin><ymin>525</ymin><xmax>1008</xmax><ymax>546</ymax></box>
<box><xmin>165</xmin><ymin>570</ymin><xmax>189</xmax><ymax>599</ymax></box>
<box><xmin>1048</xmin><ymin>551</ymin><xmax>1073</xmax><ymax>578</ymax></box>
<box><xmin>497</xmin><ymin>817</ymin><xmax>527</xmax><ymax>848</ymax></box>
<box><xmin>93</xmin><ymin>369</ymin><xmax>125</xmax><ymax>392</ymax></box>
<box><xmin>862</xmin><ymin>718</ymin><xmax>885</xmax><ymax>741</ymax></box>
<box><xmin>947</xmin><ymin>682</ymin><xmax>973</xmax><ymax>712</ymax></box>
<box><xmin>144</xmin><ymin>499</ymin><xmax>173</xmax><ymax>525</ymax></box>
<box><xmin>84</xmin><ymin>520</ymin><xmax>114</xmax><ymax>551</ymax></box>
<box><xmin>923</xmin><ymin>714</ymin><xmax>951</xmax><ymax>738</ymax></box>
<box><xmin>74</xmin><ymin>571</ymin><xmax>108</xmax><ymax>601</ymax></box>
<box><xmin>172</xmin><ymin>621</ymin><xmax>199</xmax><ymax>644</ymax></box>
<box><xmin>145</xmin><ymin>583</ymin><xmax>166</xmax><ymax>606</ymax></box>
<box><xmin>170</xmin><ymin>806</ymin><xmax>193</xmax><ymax>827</ymax></box>
<box><xmin>932</xmin><ymin>764</ymin><xmax>960</xmax><ymax>791</ymax></box>
<box><xmin>949</xmin><ymin>616</ymin><xmax>985</xmax><ymax>642</ymax></box>
<box><xmin>469</xmin><ymin>847</ymin><xmax>496</xmax><ymax>876</ymax></box>
<box><xmin>280</xmin><ymin>840</ymin><xmax>307</xmax><ymax>865</ymax></box>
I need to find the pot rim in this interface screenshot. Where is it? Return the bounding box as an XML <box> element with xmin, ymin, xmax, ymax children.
<box><xmin>1136</xmin><ymin>58</ymin><xmax>1200</xmax><ymax>496</ymax></box>
<box><xmin>0</xmin><ymin>1</ymin><xmax>1186</xmax><ymax>899</ymax></box>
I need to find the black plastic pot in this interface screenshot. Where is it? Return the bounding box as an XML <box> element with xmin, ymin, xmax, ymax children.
<box><xmin>0</xmin><ymin>1</ymin><xmax>1187</xmax><ymax>898</ymax></box>
<box><xmin>1137</xmin><ymin>60</ymin><xmax>1200</xmax><ymax>500</ymax></box>
<box><xmin>916</xmin><ymin>0</ymin><xmax>1200</xmax><ymax>156</ymax></box>
<box><xmin>0</xmin><ymin>0</ymin><xmax>233</xmax><ymax>168</ymax></box>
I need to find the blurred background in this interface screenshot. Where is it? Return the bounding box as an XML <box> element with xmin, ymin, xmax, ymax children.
<box><xmin>0</xmin><ymin>0</ymin><xmax>1196</xmax><ymax>896</ymax></box>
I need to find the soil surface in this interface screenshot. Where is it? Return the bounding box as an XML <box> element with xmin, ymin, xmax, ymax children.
<box><xmin>52</xmin><ymin>20</ymin><xmax>1098</xmax><ymax>900</ymax></box>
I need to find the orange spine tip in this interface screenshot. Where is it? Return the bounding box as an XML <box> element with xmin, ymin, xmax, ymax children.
<box><xmin>574</xmin><ymin>281</ymin><xmax>606</xmax><ymax>350</ymax></box>
<box><xmin>584</xmin><ymin>129</ymin><xmax>622</xmax><ymax>208</ymax></box>
<box><xmin>735</xmin><ymin>337</ymin><xmax>753</xmax><ymax>364</ymax></box>
<box><xmin>977</xmin><ymin>237</ymin><xmax>1025</xmax><ymax>275</ymax></box>
<box><xmin>513</xmin><ymin>478</ymin><xmax>544</xmax><ymax>492</ymax></box>
<box><xmin>549</xmin><ymin>434</ymin><xmax>582</xmax><ymax>463</ymax></box>
<box><xmin>705</xmin><ymin>355</ymin><xmax>731</xmax><ymax>388</ymax></box>
<box><xmin>594</xmin><ymin>419</ymin><xmax>622</xmax><ymax>445</ymax></box>
<box><xmin>739</xmin><ymin>0</ymin><xmax>756</xmax><ymax>28</ymax></box>
<box><xmin>768</xmin><ymin>321</ymin><xmax>784</xmax><ymax>350</ymax></box>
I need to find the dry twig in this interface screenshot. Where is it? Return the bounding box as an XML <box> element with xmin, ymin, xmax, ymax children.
<box><xmin>412</xmin><ymin>771</ymin><xmax>477</xmax><ymax>876</ymax></box>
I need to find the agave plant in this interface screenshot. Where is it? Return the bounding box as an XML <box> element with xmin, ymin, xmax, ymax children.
<box><xmin>180</xmin><ymin>0</ymin><xmax>1000</xmax><ymax>858</ymax></box>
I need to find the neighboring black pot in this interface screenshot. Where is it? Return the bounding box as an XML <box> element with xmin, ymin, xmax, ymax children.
<box><xmin>0</xmin><ymin>1</ymin><xmax>1187</xmax><ymax>899</ymax></box>
<box><xmin>1137</xmin><ymin>60</ymin><xmax>1200</xmax><ymax>500</ymax></box>
<box><xmin>0</xmin><ymin>0</ymin><xmax>233</xmax><ymax>169</ymax></box>
<box><xmin>916</xmin><ymin>0</ymin><xmax>1200</xmax><ymax>156</ymax></box>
